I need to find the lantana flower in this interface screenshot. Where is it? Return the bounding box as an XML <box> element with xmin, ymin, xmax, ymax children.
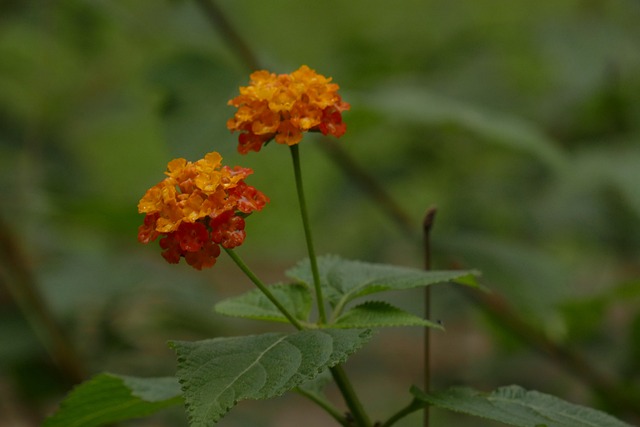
<box><xmin>227</xmin><ymin>65</ymin><xmax>350</xmax><ymax>154</ymax></box>
<box><xmin>137</xmin><ymin>152</ymin><xmax>268</xmax><ymax>270</ymax></box>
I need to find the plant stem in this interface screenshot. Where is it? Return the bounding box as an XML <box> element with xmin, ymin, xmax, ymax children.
<box><xmin>330</xmin><ymin>365</ymin><xmax>372</xmax><ymax>427</ymax></box>
<box><xmin>289</xmin><ymin>144</ymin><xmax>327</xmax><ymax>324</ymax></box>
<box><xmin>318</xmin><ymin>139</ymin><xmax>416</xmax><ymax>240</ymax></box>
<box><xmin>224</xmin><ymin>248</ymin><xmax>372</xmax><ymax>425</ymax></box>
<box><xmin>380</xmin><ymin>398</ymin><xmax>424</xmax><ymax>427</ymax></box>
<box><xmin>422</xmin><ymin>207</ymin><xmax>437</xmax><ymax>427</ymax></box>
<box><xmin>289</xmin><ymin>145</ymin><xmax>370</xmax><ymax>426</ymax></box>
<box><xmin>224</xmin><ymin>248</ymin><xmax>303</xmax><ymax>330</ymax></box>
<box><xmin>295</xmin><ymin>387</ymin><xmax>349</xmax><ymax>426</ymax></box>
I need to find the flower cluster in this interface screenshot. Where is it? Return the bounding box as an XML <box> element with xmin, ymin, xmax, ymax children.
<box><xmin>227</xmin><ymin>65</ymin><xmax>350</xmax><ymax>154</ymax></box>
<box><xmin>137</xmin><ymin>152</ymin><xmax>268</xmax><ymax>269</ymax></box>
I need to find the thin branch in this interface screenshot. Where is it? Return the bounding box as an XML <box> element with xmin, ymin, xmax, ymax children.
<box><xmin>422</xmin><ymin>207</ymin><xmax>437</xmax><ymax>427</ymax></box>
<box><xmin>295</xmin><ymin>387</ymin><xmax>349</xmax><ymax>426</ymax></box>
<box><xmin>192</xmin><ymin>0</ymin><xmax>261</xmax><ymax>72</ymax></box>
<box><xmin>224</xmin><ymin>248</ymin><xmax>304</xmax><ymax>330</ymax></box>
<box><xmin>319</xmin><ymin>138</ymin><xmax>416</xmax><ymax>241</ymax></box>
<box><xmin>423</xmin><ymin>208</ymin><xmax>437</xmax><ymax>270</ymax></box>
<box><xmin>0</xmin><ymin>216</ymin><xmax>85</xmax><ymax>385</ymax></box>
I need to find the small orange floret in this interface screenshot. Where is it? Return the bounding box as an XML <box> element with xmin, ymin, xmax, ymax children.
<box><xmin>227</xmin><ymin>65</ymin><xmax>350</xmax><ymax>154</ymax></box>
<box><xmin>137</xmin><ymin>152</ymin><xmax>268</xmax><ymax>269</ymax></box>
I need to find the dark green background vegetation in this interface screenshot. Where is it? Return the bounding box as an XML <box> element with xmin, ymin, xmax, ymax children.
<box><xmin>1</xmin><ymin>1</ymin><xmax>639</xmax><ymax>426</ymax></box>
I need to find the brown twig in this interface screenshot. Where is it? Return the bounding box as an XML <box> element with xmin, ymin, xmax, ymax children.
<box><xmin>422</xmin><ymin>207</ymin><xmax>437</xmax><ymax>427</ymax></box>
<box><xmin>319</xmin><ymin>138</ymin><xmax>417</xmax><ymax>241</ymax></box>
<box><xmin>192</xmin><ymin>0</ymin><xmax>261</xmax><ymax>72</ymax></box>
<box><xmin>0</xmin><ymin>216</ymin><xmax>85</xmax><ymax>385</ymax></box>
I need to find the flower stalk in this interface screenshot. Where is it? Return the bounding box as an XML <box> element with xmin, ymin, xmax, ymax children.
<box><xmin>224</xmin><ymin>247</ymin><xmax>304</xmax><ymax>330</ymax></box>
<box><xmin>290</xmin><ymin>144</ymin><xmax>327</xmax><ymax>324</ymax></box>
<box><xmin>226</xmin><ymin>247</ymin><xmax>371</xmax><ymax>426</ymax></box>
<box><xmin>289</xmin><ymin>144</ymin><xmax>371</xmax><ymax>427</ymax></box>
<box><xmin>295</xmin><ymin>387</ymin><xmax>349</xmax><ymax>426</ymax></box>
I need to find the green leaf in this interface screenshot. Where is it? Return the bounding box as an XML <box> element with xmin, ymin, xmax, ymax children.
<box><xmin>363</xmin><ymin>86</ymin><xmax>566</xmax><ymax>170</ymax></box>
<box><xmin>296</xmin><ymin>369</ymin><xmax>333</xmax><ymax>396</ymax></box>
<box><xmin>44</xmin><ymin>373</ymin><xmax>182</xmax><ymax>427</ymax></box>
<box><xmin>413</xmin><ymin>385</ymin><xmax>634</xmax><ymax>427</ymax></box>
<box><xmin>571</xmin><ymin>145</ymin><xmax>640</xmax><ymax>217</ymax></box>
<box><xmin>214</xmin><ymin>283</ymin><xmax>312</xmax><ymax>323</ymax></box>
<box><xmin>286</xmin><ymin>255</ymin><xmax>479</xmax><ymax>309</ymax></box>
<box><xmin>170</xmin><ymin>329</ymin><xmax>372</xmax><ymax>425</ymax></box>
<box><xmin>333</xmin><ymin>301</ymin><xmax>444</xmax><ymax>329</ymax></box>
<box><xmin>294</xmin><ymin>370</ymin><xmax>338</xmax><ymax>419</ymax></box>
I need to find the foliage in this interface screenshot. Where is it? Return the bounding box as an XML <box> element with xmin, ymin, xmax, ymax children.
<box><xmin>171</xmin><ymin>329</ymin><xmax>372</xmax><ymax>425</ymax></box>
<box><xmin>43</xmin><ymin>374</ymin><xmax>182</xmax><ymax>427</ymax></box>
<box><xmin>413</xmin><ymin>386</ymin><xmax>634</xmax><ymax>427</ymax></box>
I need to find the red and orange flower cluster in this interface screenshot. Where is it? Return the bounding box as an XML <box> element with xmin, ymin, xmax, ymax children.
<box><xmin>139</xmin><ymin>66</ymin><xmax>348</xmax><ymax>268</ymax></box>
<box><xmin>227</xmin><ymin>65</ymin><xmax>350</xmax><ymax>154</ymax></box>
<box><xmin>137</xmin><ymin>152</ymin><xmax>268</xmax><ymax>269</ymax></box>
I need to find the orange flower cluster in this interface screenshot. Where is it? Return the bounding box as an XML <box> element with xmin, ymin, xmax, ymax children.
<box><xmin>227</xmin><ymin>65</ymin><xmax>350</xmax><ymax>154</ymax></box>
<box><xmin>137</xmin><ymin>152</ymin><xmax>268</xmax><ymax>270</ymax></box>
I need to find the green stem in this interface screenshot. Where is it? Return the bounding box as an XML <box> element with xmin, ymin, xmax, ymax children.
<box><xmin>330</xmin><ymin>365</ymin><xmax>372</xmax><ymax>427</ymax></box>
<box><xmin>225</xmin><ymin>248</ymin><xmax>370</xmax><ymax>426</ymax></box>
<box><xmin>328</xmin><ymin>299</ymin><xmax>347</xmax><ymax>324</ymax></box>
<box><xmin>380</xmin><ymin>398</ymin><xmax>424</xmax><ymax>427</ymax></box>
<box><xmin>224</xmin><ymin>248</ymin><xmax>303</xmax><ymax>330</ymax></box>
<box><xmin>295</xmin><ymin>387</ymin><xmax>349</xmax><ymax>426</ymax></box>
<box><xmin>289</xmin><ymin>144</ymin><xmax>327</xmax><ymax>324</ymax></box>
<box><xmin>289</xmin><ymin>145</ymin><xmax>370</xmax><ymax>426</ymax></box>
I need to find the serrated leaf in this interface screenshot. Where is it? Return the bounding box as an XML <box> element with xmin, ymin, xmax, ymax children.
<box><xmin>333</xmin><ymin>301</ymin><xmax>444</xmax><ymax>329</ymax></box>
<box><xmin>214</xmin><ymin>283</ymin><xmax>311</xmax><ymax>323</ymax></box>
<box><xmin>286</xmin><ymin>255</ymin><xmax>479</xmax><ymax>309</ymax></box>
<box><xmin>413</xmin><ymin>385</ymin><xmax>633</xmax><ymax>427</ymax></box>
<box><xmin>295</xmin><ymin>369</ymin><xmax>335</xmax><ymax>410</ymax></box>
<box><xmin>296</xmin><ymin>369</ymin><xmax>333</xmax><ymax>395</ymax></box>
<box><xmin>170</xmin><ymin>329</ymin><xmax>372</xmax><ymax>425</ymax></box>
<box><xmin>44</xmin><ymin>373</ymin><xmax>182</xmax><ymax>427</ymax></box>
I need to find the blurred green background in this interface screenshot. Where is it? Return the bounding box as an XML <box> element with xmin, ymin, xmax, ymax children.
<box><xmin>1</xmin><ymin>1</ymin><xmax>639</xmax><ymax>426</ymax></box>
